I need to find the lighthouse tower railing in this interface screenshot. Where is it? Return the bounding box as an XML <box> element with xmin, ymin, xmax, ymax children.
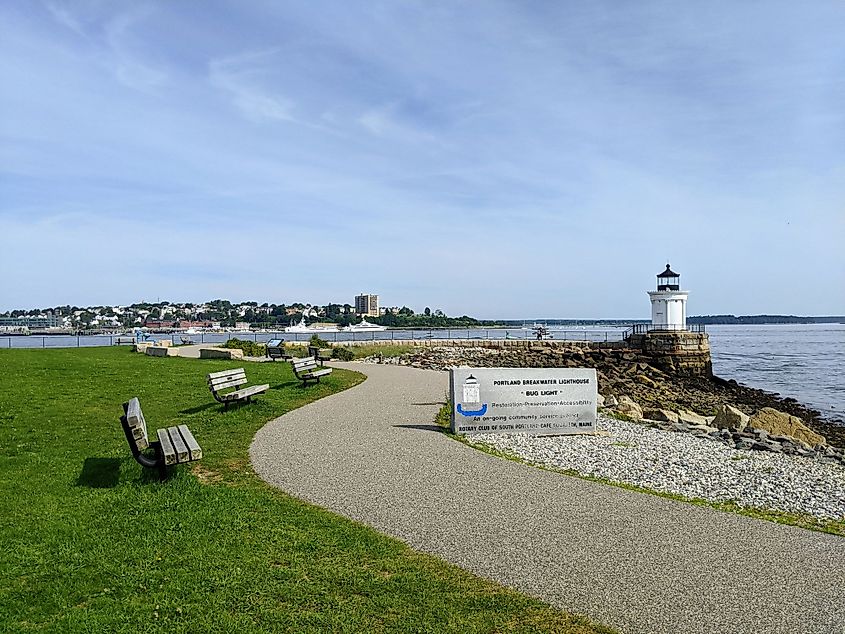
<box><xmin>624</xmin><ymin>323</ymin><xmax>706</xmax><ymax>337</ymax></box>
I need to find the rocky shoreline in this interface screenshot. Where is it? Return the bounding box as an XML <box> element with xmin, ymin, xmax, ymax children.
<box><xmin>357</xmin><ymin>343</ymin><xmax>845</xmax><ymax>448</ymax></box>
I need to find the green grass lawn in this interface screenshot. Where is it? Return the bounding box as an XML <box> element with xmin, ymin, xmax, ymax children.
<box><xmin>0</xmin><ymin>348</ymin><xmax>614</xmax><ymax>634</ymax></box>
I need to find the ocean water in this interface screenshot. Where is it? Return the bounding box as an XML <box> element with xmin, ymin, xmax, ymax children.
<box><xmin>707</xmin><ymin>324</ymin><xmax>845</xmax><ymax>420</ymax></box>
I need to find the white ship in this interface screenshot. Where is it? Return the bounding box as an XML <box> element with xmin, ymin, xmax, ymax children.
<box><xmin>284</xmin><ymin>317</ymin><xmax>312</xmax><ymax>333</ymax></box>
<box><xmin>284</xmin><ymin>317</ymin><xmax>340</xmax><ymax>333</ymax></box>
<box><xmin>343</xmin><ymin>318</ymin><xmax>387</xmax><ymax>332</ymax></box>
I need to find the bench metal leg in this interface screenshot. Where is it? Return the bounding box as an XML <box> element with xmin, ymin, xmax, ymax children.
<box><xmin>152</xmin><ymin>442</ymin><xmax>169</xmax><ymax>481</ymax></box>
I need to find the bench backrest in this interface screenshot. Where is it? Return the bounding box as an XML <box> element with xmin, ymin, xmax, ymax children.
<box><xmin>122</xmin><ymin>397</ymin><xmax>149</xmax><ymax>451</ymax></box>
<box><xmin>267</xmin><ymin>346</ymin><xmax>286</xmax><ymax>358</ymax></box>
<box><xmin>292</xmin><ymin>357</ymin><xmax>318</xmax><ymax>374</ymax></box>
<box><xmin>207</xmin><ymin>368</ymin><xmax>248</xmax><ymax>394</ymax></box>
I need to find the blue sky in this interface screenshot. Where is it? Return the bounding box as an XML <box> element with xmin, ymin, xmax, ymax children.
<box><xmin>2</xmin><ymin>1</ymin><xmax>843</xmax><ymax>318</ymax></box>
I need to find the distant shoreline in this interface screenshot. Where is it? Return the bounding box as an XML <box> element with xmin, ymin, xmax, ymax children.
<box><xmin>687</xmin><ymin>315</ymin><xmax>845</xmax><ymax>325</ymax></box>
<box><xmin>493</xmin><ymin>317</ymin><xmax>845</xmax><ymax>326</ymax></box>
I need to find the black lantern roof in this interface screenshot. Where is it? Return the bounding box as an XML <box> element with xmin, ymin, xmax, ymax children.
<box><xmin>657</xmin><ymin>263</ymin><xmax>679</xmax><ymax>278</ymax></box>
<box><xmin>656</xmin><ymin>263</ymin><xmax>680</xmax><ymax>290</ymax></box>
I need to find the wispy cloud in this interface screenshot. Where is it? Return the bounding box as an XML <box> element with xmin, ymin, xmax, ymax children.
<box><xmin>44</xmin><ymin>1</ymin><xmax>86</xmax><ymax>37</ymax></box>
<box><xmin>209</xmin><ymin>49</ymin><xmax>297</xmax><ymax>123</ymax></box>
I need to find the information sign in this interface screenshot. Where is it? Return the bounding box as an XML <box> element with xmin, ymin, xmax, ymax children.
<box><xmin>449</xmin><ymin>367</ymin><xmax>597</xmax><ymax>436</ymax></box>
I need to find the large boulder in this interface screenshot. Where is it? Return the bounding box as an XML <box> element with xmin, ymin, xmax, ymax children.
<box><xmin>145</xmin><ymin>346</ymin><xmax>178</xmax><ymax>357</ymax></box>
<box><xmin>635</xmin><ymin>374</ymin><xmax>658</xmax><ymax>388</ymax></box>
<box><xmin>200</xmin><ymin>347</ymin><xmax>244</xmax><ymax>360</ymax></box>
<box><xmin>712</xmin><ymin>404</ymin><xmax>750</xmax><ymax>431</ymax></box>
<box><xmin>677</xmin><ymin>409</ymin><xmax>710</xmax><ymax>426</ymax></box>
<box><xmin>643</xmin><ymin>408</ymin><xmax>679</xmax><ymax>424</ymax></box>
<box><xmin>616</xmin><ymin>396</ymin><xmax>643</xmax><ymax>421</ymax></box>
<box><xmin>748</xmin><ymin>408</ymin><xmax>825</xmax><ymax>447</ymax></box>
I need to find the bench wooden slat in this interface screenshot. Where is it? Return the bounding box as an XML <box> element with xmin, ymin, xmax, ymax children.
<box><xmin>293</xmin><ymin>359</ymin><xmax>318</xmax><ymax>369</ymax></box>
<box><xmin>208</xmin><ymin>372</ymin><xmax>247</xmax><ymax>384</ymax></box>
<box><xmin>208</xmin><ymin>370</ymin><xmax>247</xmax><ymax>382</ymax></box>
<box><xmin>167</xmin><ymin>426</ymin><xmax>190</xmax><ymax>463</ymax></box>
<box><xmin>207</xmin><ymin>368</ymin><xmax>248</xmax><ymax>380</ymax></box>
<box><xmin>208</xmin><ymin>376</ymin><xmax>248</xmax><ymax>391</ymax></box>
<box><xmin>124</xmin><ymin>397</ymin><xmax>149</xmax><ymax>450</ymax></box>
<box><xmin>228</xmin><ymin>384</ymin><xmax>269</xmax><ymax>399</ymax></box>
<box><xmin>177</xmin><ymin>425</ymin><xmax>202</xmax><ymax>461</ymax></box>
<box><xmin>157</xmin><ymin>428</ymin><xmax>177</xmax><ymax>466</ymax></box>
<box><xmin>303</xmin><ymin>369</ymin><xmax>332</xmax><ymax>379</ymax></box>
<box><xmin>125</xmin><ymin>397</ymin><xmax>145</xmax><ymax>427</ymax></box>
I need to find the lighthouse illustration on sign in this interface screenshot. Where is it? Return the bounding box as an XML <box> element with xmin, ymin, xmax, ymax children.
<box><xmin>456</xmin><ymin>374</ymin><xmax>488</xmax><ymax>417</ymax></box>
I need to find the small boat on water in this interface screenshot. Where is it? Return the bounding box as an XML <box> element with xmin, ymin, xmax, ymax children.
<box><xmin>343</xmin><ymin>318</ymin><xmax>387</xmax><ymax>332</ymax></box>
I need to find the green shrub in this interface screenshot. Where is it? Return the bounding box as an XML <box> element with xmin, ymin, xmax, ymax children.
<box><xmin>222</xmin><ymin>337</ymin><xmax>267</xmax><ymax>357</ymax></box>
<box><xmin>309</xmin><ymin>333</ymin><xmax>331</xmax><ymax>348</ymax></box>
<box><xmin>331</xmin><ymin>347</ymin><xmax>355</xmax><ymax>361</ymax></box>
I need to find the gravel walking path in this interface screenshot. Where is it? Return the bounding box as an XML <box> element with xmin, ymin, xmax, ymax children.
<box><xmin>250</xmin><ymin>363</ymin><xmax>845</xmax><ymax>634</ymax></box>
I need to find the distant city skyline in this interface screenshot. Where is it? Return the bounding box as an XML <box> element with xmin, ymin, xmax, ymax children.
<box><xmin>3</xmin><ymin>295</ymin><xmax>842</xmax><ymax>323</ymax></box>
<box><xmin>2</xmin><ymin>1</ymin><xmax>843</xmax><ymax>317</ymax></box>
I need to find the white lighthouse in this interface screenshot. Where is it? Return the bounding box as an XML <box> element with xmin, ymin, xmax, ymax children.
<box><xmin>648</xmin><ymin>264</ymin><xmax>689</xmax><ymax>330</ymax></box>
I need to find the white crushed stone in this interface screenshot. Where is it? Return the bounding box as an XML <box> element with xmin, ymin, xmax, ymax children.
<box><xmin>469</xmin><ymin>414</ymin><xmax>845</xmax><ymax>521</ymax></box>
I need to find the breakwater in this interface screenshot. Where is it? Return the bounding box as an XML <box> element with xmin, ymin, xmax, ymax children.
<box><xmin>342</xmin><ymin>330</ymin><xmax>712</xmax><ymax>377</ymax></box>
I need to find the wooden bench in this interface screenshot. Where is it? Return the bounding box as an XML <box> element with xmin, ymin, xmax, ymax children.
<box><xmin>291</xmin><ymin>357</ymin><xmax>333</xmax><ymax>385</ymax></box>
<box><xmin>120</xmin><ymin>397</ymin><xmax>202</xmax><ymax>479</ymax></box>
<box><xmin>114</xmin><ymin>336</ymin><xmax>136</xmax><ymax>345</ymax></box>
<box><xmin>307</xmin><ymin>345</ymin><xmax>333</xmax><ymax>365</ymax></box>
<box><xmin>207</xmin><ymin>368</ymin><xmax>269</xmax><ymax>409</ymax></box>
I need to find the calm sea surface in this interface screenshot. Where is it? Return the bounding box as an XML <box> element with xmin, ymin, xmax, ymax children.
<box><xmin>3</xmin><ymin>323</ymin><xmax>842</xmax><ymax>418</ymax></box>
<box><xmin>707</xmin><ymin>324</ymin><xmax>845</xmax><ymax>420</ymax></box>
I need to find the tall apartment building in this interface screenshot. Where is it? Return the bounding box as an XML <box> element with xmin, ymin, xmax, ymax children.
<box><xmin>354</xmin><ymin>293</ymin><xmax>379</xmax><ymax>317</ymax></box>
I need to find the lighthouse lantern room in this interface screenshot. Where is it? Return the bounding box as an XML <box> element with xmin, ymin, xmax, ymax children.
<box><xmin>648</xmin><ymin>263</ymin><xmax>689</xmax><ymax>330</ymax></box>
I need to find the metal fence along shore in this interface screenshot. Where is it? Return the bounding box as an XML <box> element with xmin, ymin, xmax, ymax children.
<box><xmin>1</xmin><ymin>327</ymin><xmax>633</xmax><ymax>349</ymax></box>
